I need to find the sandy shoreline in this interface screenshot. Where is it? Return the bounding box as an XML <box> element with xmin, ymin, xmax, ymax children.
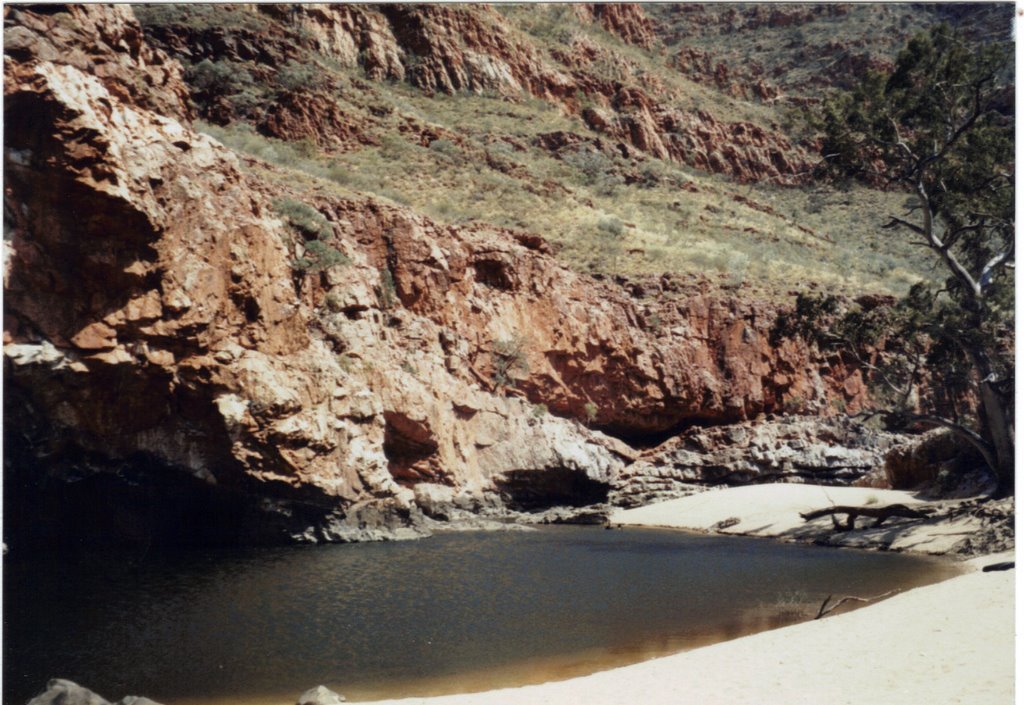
<box><xmin>355</xmin><ymin>485</ymin><xmax>1015</xmax><ymax>705</ymax></box>
<box><xmin>357</xmin><ymin>561</ymin><xmax>1013</xmax><ymax>705</ymax></box>
<box><xmin>609</xmin><ymin>483</ymin><xmax>995</xmax><ymax>553</ymax></box>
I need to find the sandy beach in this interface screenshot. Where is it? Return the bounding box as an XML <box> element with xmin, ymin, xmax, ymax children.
<box><xmin>356</xmin><ymin>485</ymin><xmax>1015</xmax><ymax>705</ymax></box>
<box><xmin>609</xmin><ymin>483</ymin><xmax>994</xmax><ymax>553</ymax></box>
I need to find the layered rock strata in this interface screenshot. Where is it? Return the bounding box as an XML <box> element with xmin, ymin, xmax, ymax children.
<box><xmin>4</xmin><ymin>5</ymin><xmax>877</xmax><ymax>548</ymax></box>
<box><xmin>612</xmin><ymin>416</ymin><xmax>907</xmax><ymax>508</ymax></box>
<box><xmin>136</xmin><ymin>3</ymin><xmax>810</xmax><ymax>183</ymax></box>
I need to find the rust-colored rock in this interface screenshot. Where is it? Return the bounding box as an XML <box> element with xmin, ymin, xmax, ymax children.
<box><xmin>3</xmin><ymin>4</ymin><xmax>193</xmax><ymax>122</ymax></box>
<box><xmin>574</xmin><ymin>4</ymin><xmax>657</xmax><ymax>48</ymax></box>
<box><xmin>675</xmin><ymin>47</ymin><xmax>780</xmax><ymax>102</ymax></box>
<box><xmin>3</xmin><ymin>5</ymin><xmax>623</xmax><ymax>545</ymax></box>
<box><xmin>582</xmin><ymin>94</ymin><xmax>808</xmax><ymax>184</ymax></box>
<box><xmin>3</xmin><ymin>5</ymin><xmax>882</xmax><ymax>547</ymax></box>
<box><xmin>259</xmin><ymin>90</ymin><xmax>379</xmax><ymax>151</ymax></box>
<box><xmin>137</xmin><ymin>4</ymin><xmax>807</xmax><ymax>183</ymax></box>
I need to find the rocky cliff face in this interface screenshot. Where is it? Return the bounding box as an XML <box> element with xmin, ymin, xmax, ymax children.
<box><xmin>650</xmin><ymin>3</ymin><xmax>1011</xmax><ymax>103</ymax></box>
<box><xmin>613</xmin><ymin>416</ymin><xmax>907</xmax><ymax>508</ymax></box>
<box><xmin>573</xmin><ymin>4</ymin><xmax>657</xmax><ymax>49</ymax></box>
<box><xmin>135</xmin><ymin>3</ymin><xmax>811</xmax><ymax>185</ymax></box>
<box><xmin>4</xmin><ymin>5</ymin><xmax>894</xmax><ymax>549</ymax></box>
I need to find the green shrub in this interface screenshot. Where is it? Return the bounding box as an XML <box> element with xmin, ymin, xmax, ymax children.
<box><xmin>273</xmin><ymin>198</ymin><xmax>347</xmax><ymax>272</ymax></box>
<box><xmin>492</xmin><ymin>334</ymin><xmax>529</xmax><ymax>388</ymax></box>
<box><xmin>185</xmin><ymin>59</ymin><xmax>261</xmax><ymax>114</ymax></box>
<box><xmin>564</xmin><ymin>149</ymin><xmax>608</xmax><ymax>182</ymax></box>
<box><xmin>428</xmin><ymin>138</ymin><xmax>463</xmax><ymax>164</ymax></box>
<box><xmin>637</xmin><ymin>162</ymin><xmax>667</xmax><ymax>189</ymax></box>
<box><xmin>782</xmin><ymin>394</ymin><xmax>806</xmax><ymax>414</ymax></box>
<box><xmin>293</xmin><ymin>239</ymin><xmax>348</xmax><ymax>272</ymax></box>
<box><xmin>589</xmin><ymin>216</ymin><xmax>626</xmax><ymax>270</ymax></box>
<box><xmin>326</xmin><ymin>292</ymin><xmax>344</xmax><ymax>312</ymax></box>
<box><xmin>272</xmin><ymin>197</ymin><xmax>333</xmax><ymax>240</ymax></box>
<box><xmin>428</xmin><ymin>138</ymin><xmax>459</xmax><ymax>154</ymax></box>
<box><xmin>597</xmin><ymin>217</ymin><xmax>624</xmax><ymax>237</ymax></box>
<box><xmin>583</xmin><ymin>402</ymin><xmax>599</xmax><ymax>424</ymax></box>
<box><xmin>134</xmin><ymin>4</ymin><xmax>272</xmax><ymax>32</ymax></box>
<box><xmin>277</xmin><ymin>60</ymin><xmax>326</xmax><ymax>93</ymax></box>
<box><xmin>563</xmin><ymin>148</ymin><xmax>624</xmax><ymax>196</ymax></box>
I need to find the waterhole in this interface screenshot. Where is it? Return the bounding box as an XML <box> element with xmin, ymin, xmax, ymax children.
<box><xmin>4</xmin><ymin>526</ymin><xmax>959</xmax><ymax>704</ymax></box>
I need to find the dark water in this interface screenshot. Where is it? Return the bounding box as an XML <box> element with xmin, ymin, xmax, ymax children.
<box><xmin>4</xmin><ymin>527</ymin><xmax>958</xmax><ymax>704</ymax></box>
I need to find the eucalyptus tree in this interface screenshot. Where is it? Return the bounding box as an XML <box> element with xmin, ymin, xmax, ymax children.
<box><xmin>788</xmin><ymin>24</ymin><xmax>1014</xmax><ymax>493</ymax></box>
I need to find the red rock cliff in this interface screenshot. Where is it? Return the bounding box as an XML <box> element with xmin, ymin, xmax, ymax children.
<box><xmin>3</xmin><ymin>5</ymin><xmax>865</xmax><ymax>546</ymax></box>
<box><xmin>137</xmin><ymin>3</ymin><xmax>810</xmax><ymax>184</ymax></box>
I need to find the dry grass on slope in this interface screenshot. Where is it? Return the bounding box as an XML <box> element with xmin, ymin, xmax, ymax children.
<box><xmin>176</xmin><ymin>3</ymin><xmax>939</xmax><ymax>302</ymax></box>
<box><xmin>200</xmin><ymin>96</ymin><xmax>931</xmax><ymax>303</ymax></box>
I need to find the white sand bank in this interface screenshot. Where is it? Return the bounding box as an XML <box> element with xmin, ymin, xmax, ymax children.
<box><xmin>610</xmin><ymin>484</ymin><xmax>986</xmax><ymax>553</ymax></box>
<box><xmin>358</xmin><ymin>554</ymin><xmax>1013</xmax><ymax>705</ymax></box>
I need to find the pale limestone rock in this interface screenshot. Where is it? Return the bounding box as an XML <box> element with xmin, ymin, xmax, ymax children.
<box><xmin>296</xmin><ymin>685</ymin><xmax>346</xmax><ymax>705</ymax></box>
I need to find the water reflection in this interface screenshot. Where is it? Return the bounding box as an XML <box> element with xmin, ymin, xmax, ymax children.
<box><xmin>4</xmin><ymin>527</ymin><xmax>958</xmax><ymax>704</ymax></box>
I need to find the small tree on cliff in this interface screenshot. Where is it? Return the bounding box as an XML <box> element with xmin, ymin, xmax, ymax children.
<box><xmin>789</xmin><ymin>24</ymin><xmax>1014</xmax><ymax>494</ymax></box>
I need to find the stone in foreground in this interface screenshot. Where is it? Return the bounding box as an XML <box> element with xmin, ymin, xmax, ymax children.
<box><xmin>26</xmin><ymin>680</ymin><xmax>163</xmax><ymax>705</ymax></box>
<box><xmin>297</xmin><ymin>685</ymin><xmax>347</xmax><ymax>705</ymax></box>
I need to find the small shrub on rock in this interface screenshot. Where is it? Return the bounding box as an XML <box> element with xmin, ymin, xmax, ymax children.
<box><xmin>293</xmin><ymin>239</ymin><xmax>349</xmax><ymax>272</ymax></box>
<box><xmin>492</xmin><ymin>335</ymin><xmax>529</xmax><ymax>388</ymax></box>
<box><xmin>273</xmin><ymin>197</ymin><xmax>333</xmax><ymax>240</ymax></box>
<box><xmin>377</xmin><ymin>268</ymin><xmax>398</xmax><ymax>309</ymax></box>
<box><xmin>277</xmin><ymin>60</ymin><xmax>327</xmax><ymax>94</ymax></box>
<box><xmin>273</xmin><ymin>198</ymin><xmax>348</xmax><ymax>272</ymax></box>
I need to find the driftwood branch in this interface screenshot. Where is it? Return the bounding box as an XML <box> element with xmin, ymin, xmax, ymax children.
<box><xmin>800</xmin><ymin>504</ymin><xmax>934</xmax><ymax>531</ymax></box>
<box><xmin>815</xmin><ymin>589</ymin><xmax>899</xmax><ymax>619</ymax></box>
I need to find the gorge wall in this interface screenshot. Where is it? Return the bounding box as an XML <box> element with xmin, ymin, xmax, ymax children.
<box><xmin>5</xmin><ymin>5</ymin><xmax>883</xmax><ymax>548</ymax></box>
<box><xmin>138</xmin><ymin>3</ymin><xmax>810</xmax><ymax>184</ymax></box>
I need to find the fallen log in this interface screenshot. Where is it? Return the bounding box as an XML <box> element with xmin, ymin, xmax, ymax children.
<box><xmin>982</xmin><ymin>561</ymin><xmax>1015</xmax><ymax>572</ymax></box>
<box><xmin>815</xmin><ymin>589</ymin><xmax>899</xmax><ymax>619</ymax></box>
<box><xmin>799</xmin><ymin>503</ymin><xmax>934</xmax><ymax>531</ymax></box>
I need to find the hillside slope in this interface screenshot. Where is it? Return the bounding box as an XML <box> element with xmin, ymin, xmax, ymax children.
<box><xmin>2</xmin><ymin>4</ymin><xmax>1008</xmax><ymax>548</ymax></box>
<box><xmin>131</xmin><ymin>2</ymin><xmax>1014</xmax><ymax>297</ymax></box>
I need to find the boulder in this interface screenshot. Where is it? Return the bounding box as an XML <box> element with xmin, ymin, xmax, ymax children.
<box><xmin>26</xmin><ymin>680</ymin><xmax>164</xmax><ymax>705</ymax></box>
<box><xmin>28</xmin><ymin>680</ymin><xmax>111</xmax><ymax>705</ymax></box>
<box><xmin>296</xmin><ymin>686</ymin><xmax>346</xmax><ymax>705</ymax></box>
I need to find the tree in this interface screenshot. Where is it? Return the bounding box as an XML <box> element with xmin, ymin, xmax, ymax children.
<box><xmin>797</xmin><ymin>24</ymin><xmax>1014</xmax><ymax>494</ymax></box>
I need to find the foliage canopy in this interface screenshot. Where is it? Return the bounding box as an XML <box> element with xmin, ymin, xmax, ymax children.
<box><xmin>793</xmin><ymin>24</ymin><xmax>1014</xmax><ymax>493</ymax></box>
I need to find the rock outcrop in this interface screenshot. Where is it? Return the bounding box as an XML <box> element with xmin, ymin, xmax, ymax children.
<box><xmin>259</xmin><ymin>90</ymin><xmax>380</xmax><ymax>152</ymax></box>
<box><xmin>613</xmin><ymin>416</ymin><xmax>906</xmax><ymax>508</ymax></box>
<box><xmin>27</xmin><ymin>679</ymin><xmax>161</xmax><ymax>705</ymax></box>
<box><xmin>674</xmin><ymin>46</ymin><xmax>779</xmax><ymax>103</ymax></box>
<box><xmin>3</xmin><ymin>4</ymin><xmax>192</xmax><ymax>122</ymax></box>
<box><xmin>2</xmin><ymin>5</ymin><xmax>895</xmax><ymax>548</ymax></box>
<box><xmin>136</xmin><ymin>3</ymin><xmax>809</xmax><ymax>184</ymax></box>
<box><xmin>2</xmin><ymin>5</ymin><xmax>618</xmax><ymax>547</ymax></box>
<box><xmin>650</xmin><ymin>3</ymin><xmax>1009</xmax><ymax>103</ymax></box>
<box><xmin>3</xmin><ymin>12</ymin><xmax>625</xmax><ymax>545</ymax></box>
<box><xmin>573</xmin><ymin>4</ymin><xmax>657</xmax><ymax>48</ymax></box>
<box><xmin>581</xmin><ymin>94</ymin><xmax>804</xmax><ymax>183</ymax></box>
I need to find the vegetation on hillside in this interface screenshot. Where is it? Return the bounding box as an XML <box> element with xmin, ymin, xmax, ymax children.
<box><xmin>777</xmin><ymin>25</ymin><xmax>1014</xmax><ymax>493</ymax></box>
<box><xmin>135</xmin><ymin>4</ymin><xmax>1006</xmax><ymax>302</ymax></box>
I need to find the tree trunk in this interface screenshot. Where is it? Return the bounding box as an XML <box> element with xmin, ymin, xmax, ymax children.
<box><xmin>964</xmin><ymin>340</ymin><xmax>1015</xmax><ymax>496</ymax></box>
<box><xmin>979</xmin><ymin>378</ymin><xmax>1015</xmax><ymax>496</ymax></box>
